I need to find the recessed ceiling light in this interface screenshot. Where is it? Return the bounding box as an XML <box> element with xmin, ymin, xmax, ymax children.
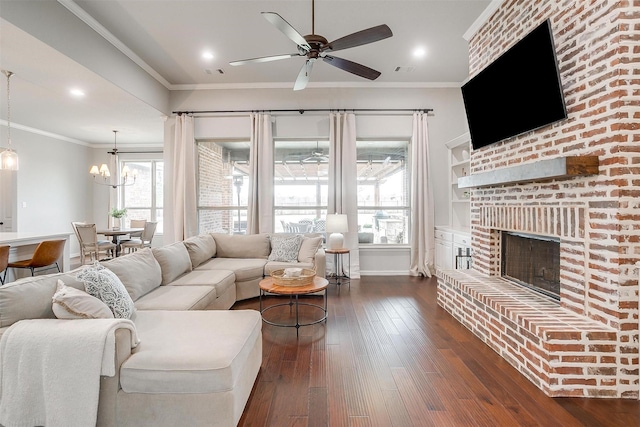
<box><xmin>202</xmin><ymin>51</ymin><xmax>214</xmax><ymax>61</ymax></box>
<box><xmin>69</xmin><ymin>88</ymin><xmax>85</xmax><ymax>97</ymax></box>
<box><xmin>413</xmin><ymin>47</ymin><xmax>426</xmax><ymax>58</ymax></box>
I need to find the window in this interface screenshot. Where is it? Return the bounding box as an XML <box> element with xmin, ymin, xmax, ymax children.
<box><xmin>121</xmin><ymin>160</ymin><xmax>164</xmax><ymax>233</ymax></box>
<box><xmin>197</xmin><ymin>140</ymin><xmax>250</xmax><ymax>234</ymax></box>
<box><xmin>356</xmin><ymin>140</ymin><xmax>410</xmax><ymax>244</ymax></box>
<box><xmin>273</xmin><ymin>140</ymin><xmax>329</xmax><ymax>233</ymax></box>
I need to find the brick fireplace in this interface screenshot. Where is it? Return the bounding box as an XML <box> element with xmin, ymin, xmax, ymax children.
<box><xmin>437</xmin><ymin>0</ymin><xmax>640</xmax><ymax>398</ymax></box>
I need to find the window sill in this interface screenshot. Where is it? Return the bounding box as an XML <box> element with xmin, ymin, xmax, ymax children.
<box><xmin>358</xmin><ymin>244</ymin><xmax>410</xmax><ymax>250</ymax></box>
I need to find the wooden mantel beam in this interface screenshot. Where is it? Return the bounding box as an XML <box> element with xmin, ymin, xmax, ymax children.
<box><xmin>457</xmin><ymin>156</ymin><xmax>599</xmax><ymax>189</ymax></box>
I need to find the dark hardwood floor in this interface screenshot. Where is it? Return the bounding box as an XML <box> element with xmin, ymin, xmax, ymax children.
<box><xmin>234</xmin><ymin>276</ymin><xmax>640</xmax><ymax>427</ymax></box>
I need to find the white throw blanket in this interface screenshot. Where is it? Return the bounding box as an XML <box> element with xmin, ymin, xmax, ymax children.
<box><xmin>0</xmin><ymin>318</ymin><xmax>139</xmax><ymax>427</ymax></box>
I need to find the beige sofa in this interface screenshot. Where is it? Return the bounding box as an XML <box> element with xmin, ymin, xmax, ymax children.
<box><xmin>0</xmin><ymin>232</ymin><xmax>325</xmax><ymax>426</ymax></box>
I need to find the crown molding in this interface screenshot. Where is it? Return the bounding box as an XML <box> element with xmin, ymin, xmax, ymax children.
<box><xmin>57</xmin><ymin>0</ymin><xmax>172</xmax><ymax>89</ymax></box>
<box><xmin>464</xmin><ymin>0</ymin><xmax>504</xmax><ymax>41</ymax></box>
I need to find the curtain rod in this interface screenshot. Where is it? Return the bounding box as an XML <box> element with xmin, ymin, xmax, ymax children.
<box><xmin>173</xmin><ymin>108</ymin><xmax>433</xmax><ymax>115</ymax></box>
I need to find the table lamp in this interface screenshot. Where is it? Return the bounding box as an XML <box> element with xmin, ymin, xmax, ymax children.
<box><xmin>325</xmin><ymin>214</ymin><xmax>348</xmax><ymax>249</ymax></box>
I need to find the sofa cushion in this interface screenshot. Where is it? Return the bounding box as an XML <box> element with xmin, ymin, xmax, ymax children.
<box><xmin>0</xmin><ymin>270</ymin><xmax>85</xmax><ymax>327</ymax></box>
<box><xmin>298</xmin><ymin>235</ymin><xmax>323</xmax><ymax>264</ymax></box>
<box><xmin>152</xmin><ymin>242</ymin><xmax>193</xmax><ymax>285</ymax></box>
<box><xmin>196</xmin><ymin>258</ymin><xmax>267</xmax><ymax>282</ymax></box>
<box><xmin>169</xmin><ymin>269</ymin><xmax>236</xmax><ymax>298</ymax></box>
<box><xmin>133</xmin><ymin>286</ymin><xmax>216</xmax><ymax>311</ymax></box>
<box><xmin>183</xmin><ymin>234</ymin><xmax>216</xmax><ymax>268</ymax></box>
<box><xmin>77</xmin><ymin>264</ymin><xmax>136</xmax><ymax>319</ymax></box>
<box><xmin>121</xmin><ymin>310</ymin><xmax>262</xmax><ymax>394</ymax></box>
<box><xmin>102</xmin><ymin>248</ymin><xmax>162</xmax><ymax>301</ymax></box>
<box><xmin>268</xmin><ymin>234</ymin><xmax>303</xmax><ymax>262</ymax></box>
<box><xmin>52</xmin><ymin>279</ymin><xmax>114</xmax><ymax>319</ymax></box>
<box><xmin>212</xmin><ymin>233</ymin><xmax>270</xmax><ymax>259</ymax></box>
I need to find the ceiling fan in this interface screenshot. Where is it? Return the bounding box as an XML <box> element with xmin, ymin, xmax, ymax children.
<box><xmin>302</xmin><ymin>142</ymin><xmax>329</xmax><ymax>163</ymax></box>
<box><xmin>229</xmin><ymin>0</ymin><xmax>393</xmax><ymax>91</ymax></box>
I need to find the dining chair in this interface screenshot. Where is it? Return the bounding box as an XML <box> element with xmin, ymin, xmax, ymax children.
<box><xmin>76</xmin><ymin>223</ymin><xmax>116</xmax><ymax>264</ymax></box>
<box><xmin>128</xmin><ymin>219</ymin><xmax>146</xmax><ymax>238</ymax></box>
<box><xmin>0</xmin><ymin>245</ymin><xmax>9</xmax><ymax>285</ymax></box>
<box><xmin>7</xmin><ymin>240</ymin><xmax>66</xmax><ymax>276</ymax></box>
<box><xmin>287</xmin><ymin>222</ymin><xmax>313</xmax><ymax>233</ymax></box>
<box><xmin>119</xmin><ymin>221</ymin><xmax>157</xmax><ymax>254</ymax></box>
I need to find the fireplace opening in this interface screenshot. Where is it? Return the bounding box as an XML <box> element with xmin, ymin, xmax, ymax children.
<box><xmin>501</xmin><ymin>231</ymin><xmax>560</xmax><ymax>300</ymax></box>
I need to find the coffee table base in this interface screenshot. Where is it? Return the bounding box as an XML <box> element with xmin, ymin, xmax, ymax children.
<box><xmin>259</xmin><ymin>290</ymin><xmax>327</xmax><ymax>335</ymax></box>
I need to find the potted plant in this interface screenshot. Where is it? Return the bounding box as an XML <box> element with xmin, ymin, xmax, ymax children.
<box><xmin>109</xmin><ymin>207</ymin><xmax>127</xmax><ymax>230</ymax></box>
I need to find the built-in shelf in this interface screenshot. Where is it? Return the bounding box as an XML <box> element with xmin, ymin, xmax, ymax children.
<box><xmin>458</xmin><ymin>156</ymin><xmax>599</xmax><ymax>189</ymax></box>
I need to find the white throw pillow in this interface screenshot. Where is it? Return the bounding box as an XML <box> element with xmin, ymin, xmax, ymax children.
<box><xmin>268</xmin><ymin>234</ymin><xmax>303</xmax><ymax>262</ymax></box>
<box><xmin>298</xmin><ymin>236</ymin><xmax>323</xmax><ymax>264</ymax></box>
<box><xmin>52</xmin><ymin>279</ymin><xmax>114</xmax><ymax>319</ymax></box>
<box><xmin>77</xmin><ymin>263</ymin><xmax>136</xmax><ymax>319</ymax></box>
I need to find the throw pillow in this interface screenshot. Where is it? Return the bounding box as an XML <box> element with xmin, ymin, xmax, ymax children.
<box><xmin>52</xmin><ymin>279</ymin><xmax>114</xmax><ymax>319</ymax></box>
<box><xmin>268</xmin><ymin>234</ymin><xmax>303</xmax><ymax>262</ymax></box>
<box><xmin>77</xmin><ymin>263</ymin><xmax>136</xmax><ymax>319</ymax></box>
<box><xmin>298</xmin><ymin>236</ymin><xmax>323</xmax><ymax>264</ymax></box>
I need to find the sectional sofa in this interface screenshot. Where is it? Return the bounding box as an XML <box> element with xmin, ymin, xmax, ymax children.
<box><xmin>0</xmin><ymin>232</ymin><xmax>325</xmax><ymax>426</ymax></box>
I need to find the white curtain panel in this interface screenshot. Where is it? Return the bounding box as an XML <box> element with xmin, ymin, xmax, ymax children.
<box><xmin>409</xmin><ymin>112</ymin><xmax>435</xmax><ymax>277</ymax></box>
<box><xmin>163</xmin><ymin>114</ymin><xmax>197</xmax><ymax>243</ymax></box>
<box><xmin>108</xmin><ymin>152</ymin><xmax>118</xmax><ymax>226</ymax></box>
<box><xmin>328</xmin><ymin>112</ymin><xmax>360</xmax><ymax>278</ymax></box>
<box><xmin>247</xmin><ymin>113</ymin><xmax>274</xmax><ymax>234</ymax></box>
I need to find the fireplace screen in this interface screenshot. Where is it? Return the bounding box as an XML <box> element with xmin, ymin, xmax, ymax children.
<box><xmin>501</xmin><ymin>232</ymin><xmax>560</xmax><ymax>300</ymax></box>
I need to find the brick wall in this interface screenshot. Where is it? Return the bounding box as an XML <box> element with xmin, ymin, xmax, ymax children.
<box><xmin>438</xmin><ymin>0</ymin><xmax>640</xmax><ymax>398</ymax></box>
<box><xmin>197</xmin><ymin>141</ymin><xmax>234</xmax><ymax>233</ymax></box>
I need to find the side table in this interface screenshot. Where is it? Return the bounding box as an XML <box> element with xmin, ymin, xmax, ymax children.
<box><xmin>325</xmin><ymin>248</ymin><xmax>350</xmax><ymax>288</ymax></box>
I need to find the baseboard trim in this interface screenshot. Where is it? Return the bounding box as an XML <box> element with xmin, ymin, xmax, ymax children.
<box><xmin>359</xmin><ymin>270</ymin><xmax>410</xmax><ymax>276</ymax></box>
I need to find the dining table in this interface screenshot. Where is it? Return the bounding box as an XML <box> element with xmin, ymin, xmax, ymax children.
<box><xmin>97</xmin><ymin>228</ymin><xmax>143</xmax><ymax>257</ymax></box>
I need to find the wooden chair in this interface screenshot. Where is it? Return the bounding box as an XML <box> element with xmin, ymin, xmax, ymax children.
<box><xmin>8</xmin><ymin>240</ymin><xmax>66</xmax><ymax>276</ymax></box>
<box><xmin>128</xmin><ymin>219</ymin><xmax>146</xmax><ymax>238</ymax></box>
<box><xmin>75</xmin><ymin>223</ymin><xmax>116</xmax><ymax>263</ymax></box>
<box><xmin>0</xmin><ymin>245</ymin><xmax>9</xmax><ymax>285</ymax></box>
<box><xmin>120</xmin><ymin>221</ymin><xmax>157</xmax><ymax>254</ymax></box>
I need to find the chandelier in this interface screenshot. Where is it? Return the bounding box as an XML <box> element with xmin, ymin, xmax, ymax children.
<box><xmin>90</xmin><ymin>130</ymin><xmax>137</xmax><ymax>188</ymax></box>
<box><xmin>0</xmin><ymin>70</ymin><xmax>19</xmax><ymax>170</ymax></box>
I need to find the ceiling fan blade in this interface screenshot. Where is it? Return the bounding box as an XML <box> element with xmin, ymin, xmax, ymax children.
<box><xmin>322</xmin><ymin>24</ymin><xmax>393</xmax><ymax>53</ymax></box>
<box><xmin>262</xmin><ymin>12</ymin><xmax>311</xmax><ymax>51</ymax></box>
<box><xmin>323</xmin><ymin>55</ymin><xmax>381</xmax><ymax>80</ymax></box>
<box><xmin>229</xmin><ymin>53</ymin><xmax>300</xmax><ymax>66</ymax></box>
<box><xmin>294</xmin><ymin>60</ymin><xmax>315</xmax><ymax>91</ymax></box>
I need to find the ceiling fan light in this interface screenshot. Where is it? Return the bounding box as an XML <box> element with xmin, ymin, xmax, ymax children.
<box><xmin>89</xmin><ymin>165</ymin><xmax>100</xmax><ymax>175</ymax></box>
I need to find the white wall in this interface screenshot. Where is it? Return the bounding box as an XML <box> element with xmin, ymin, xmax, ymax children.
<box><xmin>172</xmin><ymin>86</ymin><xmax>469</xmax><ymax>274</ymax></box>
<box><xmin>0</xmin><ymin>127</ymin><xmax>95</xmax><ymax>256</ymax></box>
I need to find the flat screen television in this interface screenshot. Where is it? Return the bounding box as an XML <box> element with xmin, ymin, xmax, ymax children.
<box><xmin>461</xmin><ymin>19</ymin><xmax>567</xmax><ymax>150</ymax></box>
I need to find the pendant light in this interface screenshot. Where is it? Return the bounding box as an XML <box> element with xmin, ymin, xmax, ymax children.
<box><xmin>90</xmin><ymin>130</ymin><xmax>137</xmax><ymax>188</ymax></box>
<box><xmin>0</xmin><ymin>70</ymin><xmax>19</xmax><ymax>170</ymax></box>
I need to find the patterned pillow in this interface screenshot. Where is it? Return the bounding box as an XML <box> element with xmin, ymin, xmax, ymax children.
<box><xmin>268</xmin><ymin>234</ymin><xmax>303</xmax><ymax>262</ymax></box>
<box><xmin>52</xmin><ymin>280</ymin><xmax>114</xmax><ymax>320</ymax></box>
<box><xmin>77</xmin><ymin>263</ymin><xmax>136</xmax><ymax>319</ymax></box>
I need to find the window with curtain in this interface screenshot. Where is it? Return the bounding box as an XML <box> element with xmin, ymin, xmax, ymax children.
<box><xmin>273</xmin><ymin>140</ymin><xmax>329</xmax><ymax>233</ymax></box>
<box><xmin>356</xmin><ymin>140</ymin><xmax>410</xmax><ymax>244</ymax></box>
<box><xmin>196</xmin><ymin>140</ymin><xmax>250</xmax><ymax>234</ymax></box>
<box><xmin>121</xmin><ymin>160</ymin><xmax>164</xmax><ymax>233</ymax></box>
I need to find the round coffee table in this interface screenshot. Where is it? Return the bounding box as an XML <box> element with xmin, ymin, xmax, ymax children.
<box><xmin>259</xmin><ymin>276</ymin><xmax>329</xmax><ymax>334</ymax></box>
